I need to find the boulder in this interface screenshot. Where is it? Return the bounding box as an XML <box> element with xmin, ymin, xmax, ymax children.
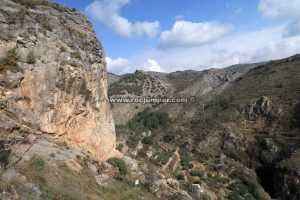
<box><xmin>95</xmin><ymin>174</ymin><xmax>114</xmax><ymax>188</ymax></box>
<box><xmin>146</xmin><ymin>171</ymin><xmax>192</xmax><ymax>200</ymax></box>
<box><xmin>191</xmin><ymin>184</ymin><xmax>205</xmax><ymax>197</ymax></box>
<box><xmin>123</xmin><ymin>156</ymin><xmax>139</xmax><ymax>172</ymax></box>
<box><xmin>2</xmin><ymin>169</ymin><xmax>27</xmax><ymax>185</ymax></box>
<box><xmin>249</xmin><ymin>96</ymin><xmax>271</xmax><ymax>119</ymax></box>
<box><xmin>65</xmin><ymin>159</ymin><xmax>83</xmax><ymax>174</ymax></box>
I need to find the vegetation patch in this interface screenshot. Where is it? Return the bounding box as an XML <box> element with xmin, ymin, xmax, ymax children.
<box><xmin>0</xmin><ymin>141</ymin><xmax>10</xmax><ymax>168</ymax></box>
<box><xmin>109</xmin><ymin>71</ymin><xmax>147</xmax><ymax>96</ymax></box>
<box><xmin>155</xmin><ymin>149</ymin><xmax>174</xmax><ymax>165</ymax></box>
<box><xmin>107</xmin><ymin>157</ymin><xmax>127</xmax><ymax>175</ymax></box>
<box><xmin>190</xmin><ymin>169</ymin><xmax>205</xmax><ymax>177</ymax></box>
<box><xmin>180</xmin><ymin>154</ymin><xmax>193</xmax><ymax>170</ymax></box>
<box><xmin>0</xmin><ymin>48</ymin><xmax>21</xmax><ymax>73</ymax></box>
<box><xmin>36</xmin><ymin>17</ymin><xmax>53</xmax><ymax>31</ymax></box>
<box><xmin>128</xmin><ymin>108</ymin><xmax>170</xmax><ymax>131</ymax></box>
<box><xmin>13</xmin><ymin>0</ymin><xmax>69</xmax><ymax>12</ymax></box>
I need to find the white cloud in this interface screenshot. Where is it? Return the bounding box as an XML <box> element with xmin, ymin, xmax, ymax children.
<box><xmin>258</xmin><ymin>0</ymin><xmax>300</xmax><ymax>19</ymax></box>
<box><xmin>106</xmin><ymin>57</ymin><xmax>131</xmax><ymax>75</ymax></box>
<box><xmin>85</xmin><ymin>0</ymin><xmax>160</xmax><ymax>38</ymax></box>
<box><xmin>106</xmin><ymin>57</ymin><xmax>166</xmax><ymax>75</ymax></box>
<box><xmin>141</xmin><ymin>59</ymin><xmax>165</xmax><ymax>72</ymax></box>
<box><xmin>158</xmin><ymin>20</ymin><xmax>232</xmax><ymax>49</ymax></box>
<box><xmin>258</xmin><ymin>0</ymin><xmax>300</xmax><ymax>38</ymax></box>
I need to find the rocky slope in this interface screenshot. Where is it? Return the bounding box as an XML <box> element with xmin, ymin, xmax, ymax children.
<box><xmin>111</xmin><ymin>55</ymin><xmax>300</xmax><ymax>199</ymax></box>
<box><xmin>0</xmin><ymin>0</ymin><xmax>117</xmax><ymax>160</ymax></box>
<box><xmin>109</xmin><ymin>63</ymin><xmax>257</xmax><ymax>125</ymax></box>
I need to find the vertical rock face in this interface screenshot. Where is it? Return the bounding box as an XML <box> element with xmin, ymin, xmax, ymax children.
<box><xmin>0</xmin><ymin>0</ymin><xmax>117</xmax><ymax>159</ymax></box>
<box><xmin>275</xmin><ymin>152</ymin><xmax>300</xmax><ymax>200</ymax></box>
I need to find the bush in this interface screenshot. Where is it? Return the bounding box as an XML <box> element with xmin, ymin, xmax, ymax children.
<box><xmin>175</xmin><ymin>172</ymin><xmax>185</xmax><ymax>180</ymax></box>
<box><xmin>116</xmin><ymin>143</ymin><xmax>123</xmax><ymax>151</ymax></box>
<box><xmin>126</xmin><ymin>134</ymin><xmax>141</xmax><ymax>149</ymax></box>
<box><xmin>180</xmin><ymin>155</ymin><xmax>193</xmax><ymax>170</ymax></box>
<box><xmin>156</xmin><ymin>150</ymin><xmax>174</xmax><ymax>165</ymax></box>
<box><xmin>163</xmin><ymin>134</ymin><xmax>175</xmax><ymax>143</ymax></box>
<box><xmin>190</xmin><ymin>169</ymin><xmax>204</xmax><ymax>177</ymax></box>
<box><xmin>0</xmin><ymin>48</ymin><xmax>21</xmax><ymax>73</ymax></box>
<box><xmin>107</xmin><ymin>157</ymin><xmax>127</xmax><ymax>175</ymax></box>
<box><xmin>208</xmin><ymin>175</ymin><xmax>229</xmax><ymax>190</ymax></box>
<box><xmin>141</xmin><ymin>136</ymin><xmax>153</xmax><ymax>145</ymax></box>
<box><xmin>128</xmin><ymin>108</ymin><xmax>170</xmax><ymax>131</ymax></box>
<box><xmin>227</xmin><ymin>180</ymin><xmax>256</xmax><ymax>199</ymax></box>
<box><xmin>41</xmin><ymin>187</ymin><xmax>55</xmax><ymax>200</ymax></box>
<box><xmin>28</xmin><ymin>155</ymin><xmax>45</xmax><ymax>171</ymax></box>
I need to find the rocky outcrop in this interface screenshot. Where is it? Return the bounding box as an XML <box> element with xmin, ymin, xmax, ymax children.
<box><xmin>249</xmin><ymin>96</ymin><xmax>271</xmax><ymax>119</ymax></box>
<box><xmin>274</xmin><ymin>151</ymin><xmax>300</xmax><ymax>200</ymax></box>
<box><xmin>0</xmin><ymin>0</ymin><xmax>118</xmax><ymax>160</ymax></box>
<box><xmin>146</xmin><ymin>171</ymin><xmax>192</xmax><ymax>200</ymax></box>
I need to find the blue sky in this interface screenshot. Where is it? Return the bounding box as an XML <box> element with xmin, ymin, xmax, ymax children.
<box><xmin>52</xmin><ymin>0</ymin><xmax>300</xmax><ymax>74</ymax></box>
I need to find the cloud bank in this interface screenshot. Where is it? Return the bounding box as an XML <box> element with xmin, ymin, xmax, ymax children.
<box><xmin>158</xmin><ymin>21</ymin><xmax>232</xmax><ymax>49</ymax></box>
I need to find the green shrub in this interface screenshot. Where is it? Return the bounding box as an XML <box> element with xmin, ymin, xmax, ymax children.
<box><xmin>107</xmin><ymin>157</ymin><xmax>127</xmax><ymax>175</ymax></box>
<box><xmin>175</xmin><ymin>172</ymin><xmax>185</xmax><ymax>180</ymax></box>
<box><xmin>116</xmin><ymin>143</ymin><xmax>124</xmax><ymax>151</ymax></box>
<box><xmin>190</xmin><ymin>169</ymin><xmax>204</xmax><ymax>177</ymax></box>
<box><xmin>156</xmin><ymin>150</ymin><xmax>174</xmax><ymax>165</ymax></box>
<box><xmin>163</xmin><ymin>134</ymin><xmax>175</xmax><ymax>143</ymax></box>
<box><xmin>0</xmin><ymin>48</ymin><xmax>21</xmax><ymax>73</ymax></box>
<box><xmin>208</xmin><ymin>175</ymin><xmax>229</xmax><ymax>190</ymax></box>
<box><xmin>141</xmin><ymin>136</ymin><xmax>153</xmax><ymax>145</ymax></box>
<box><xmin>28</xmin><ymin>155</ymin><xmax>45</xmax><ymax>171</ymax></box>
<box><xmin>126</xmin><ymin>134</ymin><xmax>141</xmax><ymax>149</ymax></box>
<box><xmin>41</xmin><ymin>187</ymin><xmax>55</xmax><ymax>200</ymax></box>
<box><xmin>128</xmin><ymin>108</ymin><xmax>170</xmax><ymax>131</ymax></box>
<box><xmin>180</xmin><ymin>155</ymin><xmax>193</xmax><ymax>170</ymax></box>
<box><xmin>227</xmin><ymin>180</ymin><xmax>257</xmax><ymax>199</ymax></box>
<box><xmin>71</xmin><ymin>51</ymin><xmax>81</xmax><ymax>59</ymax></box>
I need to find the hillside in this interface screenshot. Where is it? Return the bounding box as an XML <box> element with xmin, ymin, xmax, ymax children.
<box><xmin>110</xmin><ymin>54</ymin><xmax>300</xmax><ymax>200</ymax></box>
<box><xmin>0</xmin><ymin>0</ymin><xmax>299</xmax><ymax>200</ymax></box>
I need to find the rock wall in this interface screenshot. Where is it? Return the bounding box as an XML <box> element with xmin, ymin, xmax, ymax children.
<box><xmin>0</xmin><ymin>0</ymin><xmax>118</xmax><ymax>160</ymax></box>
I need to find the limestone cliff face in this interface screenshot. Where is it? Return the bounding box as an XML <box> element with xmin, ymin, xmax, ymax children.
<box><xmin>0</xmin><ymin>0</ymin><xmax>117</xmax><ymax>159</ymax></box>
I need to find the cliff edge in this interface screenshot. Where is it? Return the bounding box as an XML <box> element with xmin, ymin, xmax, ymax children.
<box><xmin>0</xmin><ymin>0</ymin><xmax>118</xmax><ymax>160</ymax></box>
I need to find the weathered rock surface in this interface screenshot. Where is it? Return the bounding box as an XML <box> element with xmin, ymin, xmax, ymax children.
<box><xmin>0</xmin><ymin>0</ymin><xmax>118</xmax><ymax>160</ymax></box>
<box><xmin>275</xmin><ymin>151</ymin><xmax>300</xmax><ymax>200</ymax></box>
<box><xmin>146</xmin><ymin>171</ymin><xmax>192</xmax><ymax>200</ymax></box>
<box><xmin>95</xmin><ymin>174</ymin><xmax>114</xmax><ymax>188</ymax></box>
<box><xmin>65</xmin><ymin>159</ymin><xmax>83</xmax><ymax>174</ymax></box>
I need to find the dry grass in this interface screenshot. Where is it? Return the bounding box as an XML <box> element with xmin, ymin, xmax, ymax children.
<box><xmin>0</xmin><ymin>48</ymin><xmax>22</xmax><ymax>73</ymax></box>
<box><xmin>13</xmin><ymin>0</ymin><xmax>69</xmax><ymax>12</ymax></box>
